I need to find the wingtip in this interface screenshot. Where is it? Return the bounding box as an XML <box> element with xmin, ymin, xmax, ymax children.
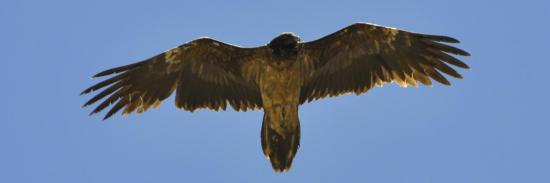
<box><xmin>80</xmin><ymin>90</ymin><xmax>90</xmax><ymax>96</ymax></box>
<box><xmin>93</xmin><ymin>68</ymin><xmax>121</xmax><ymax>78</ymax></box>
<box><xmin>419</xmin><ymin>34</ymin><xmax>461</xmax><ymax>43</ymax></box>
<box><xmin>82</xmin><ymin>100</ymin><xmax>95</xmax><ymax>108</ymax></box>
<box><xmin>439</xmin><ymin>80</ymin><xmax>452</xmax><ymax>86</ymax></box>
<box><xmin>102</xmin><ymin>115</ymin><xmax>111</xmax><ymax>121</ymax></box>
<box><xmin>439</xmin><ymin>36</ymin><xmax>460</xmax><ymax>44</ymax></box>
<box><xmin>453</xmin><ymin>48</ymin><xmax>470</xmax><ymax>57</ymax></box>
<box><xmin>93</xmin><ymin>72</ymin><xmax>108</xmax><ymax>78</ymax></box>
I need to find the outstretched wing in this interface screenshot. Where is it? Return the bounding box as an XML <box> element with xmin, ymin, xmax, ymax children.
<box><xmin>299</xmin><ymin>23</ymin><xmax>470</xmax><ymax>103</ymax></box>
<box><xmin>81</xmin><ymin>38</ymin><xmax>264</xmax><ymax>120</ymax></box>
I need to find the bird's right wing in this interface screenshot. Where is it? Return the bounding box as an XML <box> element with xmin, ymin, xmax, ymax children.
<box><xmin>81</xmin><ymin>38</ymin><xmax>265</xmax><ymax>120</ymax></box>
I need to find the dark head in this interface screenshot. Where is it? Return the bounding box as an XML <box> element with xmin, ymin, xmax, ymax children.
<box><xmin>268</xmin><ymin>33</ymin><xmax>301</xmax><ymax>58</ymax></box>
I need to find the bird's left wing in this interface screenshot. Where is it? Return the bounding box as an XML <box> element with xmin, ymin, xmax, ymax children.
<box><xmin>299</xmin><ymin>23</ymin><xmax>470</xmax><ymax>103</ymax></box>
<box><xmin>81</xmin><ymin>38</ymin><xmax>264</xmax><ymax>120</ymax></box>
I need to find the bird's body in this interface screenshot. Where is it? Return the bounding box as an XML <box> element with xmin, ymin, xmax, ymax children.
<box><xmin>82</xmin><ymin>23</ymin><xmax>470</xmax><ymax>172</ymax></box>
<box><xmin>259</xmin><ymin>34</ymin><xmax>304</xmax><ymax>170</ymax></box>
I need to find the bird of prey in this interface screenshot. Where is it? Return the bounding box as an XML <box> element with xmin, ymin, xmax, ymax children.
<box><xmin>81</xmin><ymin>22</ymin><xmax>470</xmax><ymax>172</ymax></box>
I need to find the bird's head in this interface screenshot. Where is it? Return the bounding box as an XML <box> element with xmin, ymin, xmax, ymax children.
<box><xmin>268</xmin><ymin>33</ymin><xmax>301</xmax><ymax>58</ymax></box>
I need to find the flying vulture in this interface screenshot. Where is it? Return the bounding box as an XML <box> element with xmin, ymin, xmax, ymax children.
<box><xmin>81</xmin><ymin>22</ymin><xmax>470</xmax><ymax>172</ymax></box>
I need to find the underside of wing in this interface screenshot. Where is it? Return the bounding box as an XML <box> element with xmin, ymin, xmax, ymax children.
<box><xmin>299</xmin><ymin>23</ymin><xmax>470</xmax><ymax>103</ymax></box>
<box><xmin>81</xmin><ymin>38</ymin><xmax>263</xmax><ymax>120</ymax></box>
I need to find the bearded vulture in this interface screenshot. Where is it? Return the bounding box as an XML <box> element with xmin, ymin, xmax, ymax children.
<box><xmin>81</xmin><ymin>22</ymin><xmax>470</xmax><ymax>172</ymax></box>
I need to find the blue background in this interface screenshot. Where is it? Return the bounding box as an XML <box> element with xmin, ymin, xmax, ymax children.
<box><xmin>2</xmin><ymin>0</ymin><xmax>549</xmax><ymax>182</ymax></box>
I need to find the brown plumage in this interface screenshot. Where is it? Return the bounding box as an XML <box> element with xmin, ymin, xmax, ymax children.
<box><xmin>81</xmin><ymin>22</ymin><xmax>470</xmax><ymax>172</ymax></box>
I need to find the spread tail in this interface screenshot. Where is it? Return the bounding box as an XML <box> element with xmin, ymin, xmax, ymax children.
<box><xmin>261</xmin><ymin>112</ymin><xmax>300</xmax><ymax>172</ymax></box>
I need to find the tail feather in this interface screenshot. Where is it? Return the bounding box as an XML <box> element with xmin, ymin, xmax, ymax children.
<box><xmin>261</xmin><ymin>113</ymin><xmax>300</xmax><ymax>172</ymax></box>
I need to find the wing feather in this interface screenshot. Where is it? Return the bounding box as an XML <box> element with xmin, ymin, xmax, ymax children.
<box><xmin>299</xmin><ymin>23</ymin><xmax>470</xmax><ymax>103</ymax></box>
<box><xmin>82</xmin><ymin>38</ymin><xmax>264</xmax><ymax>119</ymax></box>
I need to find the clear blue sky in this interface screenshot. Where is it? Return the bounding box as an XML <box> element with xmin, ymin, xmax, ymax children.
<box><xmin>1</xmin><ymin>0</ymin><xmax>549</xmax><ymax>182</ymax></box>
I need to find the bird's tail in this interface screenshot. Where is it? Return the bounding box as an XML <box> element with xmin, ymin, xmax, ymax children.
<box><xmin>261</xmin><ymin>111</ymin><xmax>300</xmax><ymax>172</ymax></box>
